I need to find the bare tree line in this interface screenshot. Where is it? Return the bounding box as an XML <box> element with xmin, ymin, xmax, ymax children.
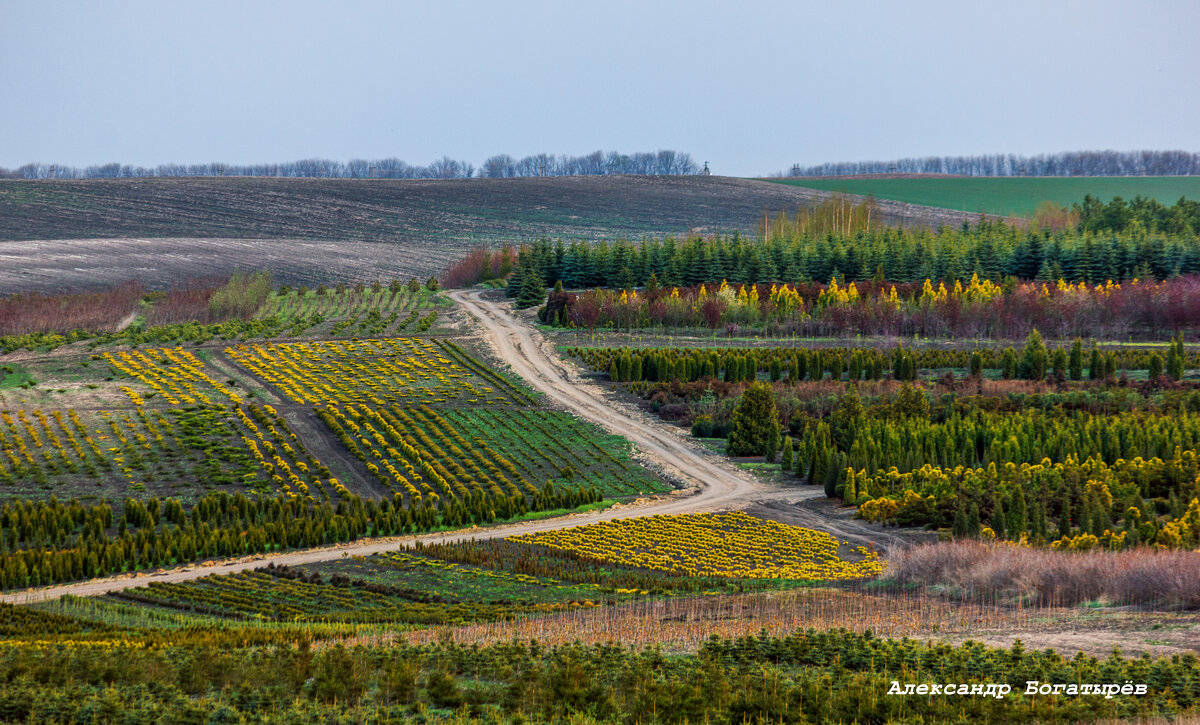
<box><xmin>0</xmin><ymin>149</ymin><xmax>699</xmax><ymax>180</ymax></box>
<box><xmin>478</xmin><ymin>150</ymin><xmax>698</xmax><ymax>177</ymax></box>
<box><xmin>780</xmin><ymin>150</ymin><xmax>1200</xmax><ymax>177</ymax></box>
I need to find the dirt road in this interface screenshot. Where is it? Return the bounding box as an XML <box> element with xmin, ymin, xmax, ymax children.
<box><xmin>1</xmin><ymin>290</ymin><xmax>897</xmax><ymax>604</ymax></box>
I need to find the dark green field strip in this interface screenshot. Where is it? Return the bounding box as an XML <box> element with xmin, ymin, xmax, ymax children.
<box><xmin>769</xmin><ymin>176</ymin><xmax>1200</xmax><ymax>217</ymax></box>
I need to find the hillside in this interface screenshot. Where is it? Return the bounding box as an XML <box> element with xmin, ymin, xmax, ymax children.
<box><xmin>768</xmin><ymin>175</ymin><xmax>1200</xmax><ymax>218</ymax></box>
<box><xmin>0</xmin><ymin>176</ymin><xmax>988</xmax><ymax>293</ymax></box>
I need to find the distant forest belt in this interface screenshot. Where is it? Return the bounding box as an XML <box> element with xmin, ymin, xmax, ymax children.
<box><xmin>769</xmin><ymin>176</ymin><xmax>1200</xmax><ymax>218</ymax></box>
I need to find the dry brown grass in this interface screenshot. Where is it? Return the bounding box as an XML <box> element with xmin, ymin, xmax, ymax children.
<box><xmin>887</xmin><ymin>541</ymin><xmax>1200</xmax><ymax>609</ymax></box>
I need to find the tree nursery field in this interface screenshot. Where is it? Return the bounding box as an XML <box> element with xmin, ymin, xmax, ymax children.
<box><xmin>1</xmin><ymin>199</ymin><xmax>1200</xmax><ymax>723</ymax></box>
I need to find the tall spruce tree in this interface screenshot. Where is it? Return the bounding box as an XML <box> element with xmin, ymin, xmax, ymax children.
<box><xmin>1019</xmin><ymin>329</ymin><xmax>1047</xmax><ymax>380</ymax></box>
<box><xmin>1069</xmin><ymin>337</ymin><xmax>1084</xmax><ymax>380</ymax></box>
<box><xmin>515</xmin><ymin>265</ymin><xmax>546</xmax><ymax>309</ymax></box>
<box><xmin>726</xmin><ymin>382</ymin><xmax>780</xmax><ymax>457</ymax></box>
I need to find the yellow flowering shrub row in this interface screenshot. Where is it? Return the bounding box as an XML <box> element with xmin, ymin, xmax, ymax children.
<box><xmin>509</xmin><ymin>511</ymin><xmax>883</xmax><ymax>580</ymax></box>
<box><xmin>105</xmin><ymin>347</ymin><xmax>241</xmax><ymax>406</ymax></box>
<box><xmin>225</xmin><ymin>338</ymin><xmax>509</xmax><ymax>407</ymax></box>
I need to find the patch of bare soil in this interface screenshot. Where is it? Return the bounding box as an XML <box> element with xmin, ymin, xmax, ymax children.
<box><xmin>0</xmin><ymin>176</ymin><xmax>993</xmax><ymax>293</ymax></box>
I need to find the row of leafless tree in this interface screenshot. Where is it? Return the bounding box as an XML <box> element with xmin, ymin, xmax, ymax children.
<box><xmin>781</xmin><ymin>150</ymin><xmax>1200</xmax><ymax>177</ymax></box>
<box><xmin>479</xmin><ymin>150</ymin><xmax>698</xmax><ymax>177</ymax></box>
<box><xmin>0</xmin><ymin>282</ymin><xmax>143</xmax><ymax>335</ymax></box>
<box><xmin>0</xmin><ymin>149</ymin><xmax>700</xmax><ymax>180</ymax></box>
<box><xmin>888</xmin><ymin>540</ymin><xmax>1200</xmax><ymax>609</ymax></box>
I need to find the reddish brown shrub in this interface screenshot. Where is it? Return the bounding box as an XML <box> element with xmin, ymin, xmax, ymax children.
<box><xmin>0</xmin><ymin>281</ymin><xmax>143</xmax><ymax>334</ymax></box>
<box><xmin>887</xmin><ymin>540</ymin><xmax>1200</xmax><ymax>610</ymax></box>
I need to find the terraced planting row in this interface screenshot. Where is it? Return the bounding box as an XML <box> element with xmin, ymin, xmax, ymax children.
<box><xmin>439</xmin><ymin>408</ymin><xmax>668</xmax><ymax>495</ymax></box>
<box><xmin>511</xmin><ymin>512</ymin><xmax>884</xmax><ymax>580</ymax></box>
<box><xmin>104</xmin><ymin>348</ymin><xmax>241</xmax><ymax>406</ymax></box>
<box><xmin>107</xmin><ymin>569</ymin><xmax>507</xmax><ymax>624</ymax></box>
<box><xmin>0</xmin><ymin>403</ymin><xmax>331</xmax><ymax>503</ymax></box>
<box><xmin>99</xmin><ymin>523</ymin><xmax>849</xmax><ymax>626</ymax></box>
<box><xmin>316</xmin><ymin>404</ymin><xmax>607</xmax><ymax>522</ymax></box>
<box><xmin>226</xmin><ymin>337</ymin><xmax>530</xmax><ymax>407</ymax></box>
<box><xmin>255</xmin><ymin>285</ymin><xmax>446</xmax><ymax>339</ymax></box>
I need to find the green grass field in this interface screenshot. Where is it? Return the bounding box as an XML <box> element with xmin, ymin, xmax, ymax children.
<box><xmin>767</xmin><ymin>176</ymin><xmax>1200</xmax><ymax>217</ymax></box>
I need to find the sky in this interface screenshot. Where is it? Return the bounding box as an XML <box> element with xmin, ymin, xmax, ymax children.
<box><xmin>2</xmin><ymin>0</ymin><xmax>1199</xmax><ymax>177</ymax></box>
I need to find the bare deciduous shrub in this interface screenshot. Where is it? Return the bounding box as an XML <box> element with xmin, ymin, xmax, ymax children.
<box><xmin>888</xmin><ymin>541</ymin><xmax>1200</xmax><ymax>609</ymax></box>
<box><xmin>0</xmin><ymin>281</ymin><xmax>143</xmax><ymax>334</ymax></box>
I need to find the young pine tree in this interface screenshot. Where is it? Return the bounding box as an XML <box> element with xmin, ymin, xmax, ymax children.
<box><xmin>1058</xmin><ymin>491</ymin><xmax>1073</xmax><ymax>539</ymax></box>
<box><xmin>763</xmin><ymin>419</ymin><xmax>780</xmax><ymax>463</ymax></box>
<box><xmin>1001</xmin><ymin>349</ymin><xmax>1017</xmax><ymax>380</ymax></box>
<box><xmin>1068</xmin><ymin>337</ymin><xmax>1084</xmax><ymax>380</ymax></box>
<box><xmin>992</xmin><ymin>498</ymin><xmax>1007</xmax><ymax>540</ymax></box>
<box><xmin>1019</xmin><ymin>329</ymin><xmax>1047</xmax><ymax>381</ymax></box>
<box><xmin>515</xmin><ymin>266</ymin><xmax>546</xmax><ymax>309</ymax></box>
<box><xmin>1148</xmin><ymin>352</ymin><xmax>1164</xmax><ymax>381</ymax></box>
<box><xmin>769</xmin><ymin>358</ymin><xmax>783</xmax><ymax>382</ymax></box>
<box><xmin>1167</xmin><ymin>333</ymin><xmax>1186</xmax><ymax>381</ymax></box>
<box><xmin>967</xmin><ymin>502</ymin><xmax>982</xmax><ymax>537</ymax></box>
<box><xmin>953</xmin><ymin>500</ymin><xmax>968</xmax><ymax>537</ymax></box>
<box><xmin>780</xmin><ymin>436</ymin><xmax>793</xmax><ymax>471</ymax></box>
<box><xmin>1051</xmin><ymin>349</ymin><xmax>1067</xmax><ymax>379</ymax></box>
<box><xmin>727</xmin><ymin>382</ymin><xmax>780</xmax><ymax>458</ymax></box>
<box><xmin>1008</xmin><ymin>488</ymin><xmax>1027</xmax><ymax>538</ymax></box>
<box><xmin>969</xmin><ymin>350</ymin><xmax>984</xmax><ymax>378</ymax></box>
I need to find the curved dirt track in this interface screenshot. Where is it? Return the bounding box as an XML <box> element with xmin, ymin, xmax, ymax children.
<box><xmin>1</xmin><ymin>290</ymin><xmax>896</xmax><ymax>605</ymax></box>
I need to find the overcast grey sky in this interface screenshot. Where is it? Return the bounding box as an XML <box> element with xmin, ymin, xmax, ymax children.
<box><xmin>2</xmin><ymin>0</ymin><xmax>1198</xmax><ymax>177</ymax></box>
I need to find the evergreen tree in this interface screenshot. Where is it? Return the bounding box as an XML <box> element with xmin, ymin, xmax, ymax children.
<box><xmin>763</xmin><ymin>420</ymin><xmax>780</xmax><ymax>463</ymax></box>
<box><xmin>727</xmin><ymin>382</ymin><xmax>780</xmax><ymax>457</ymax></box>
<box><xmin>967</xmin><ymin>502</ymin><xmax>982</xmax><ymax>537</ymax></box>
<box><xmin>829</xmin><ymin>353</ymin><xmax>844</xmax><ymax>381</ymax></box>
<box><xmin>1069</xmin><ymin>337</ymin><xmax>1084</xmax><ymax>380</ymax></box>
<box><xmin>953</xmin><ymin>500</ymin><xmax>968</xmax><ymax>537</ymax></box>
<box><xmin>1089</xmin><ymin>345</ymin><xmax>1102</xmax><ymax>380</ymax></box>
<box><xmin>1008</xmin><ymin>488</ymin><xmax>1027</xmax><ymax>538</ymax></box>
<box><xmin>1019</xmin><ymin>329</ymin><xmax>1047</xmax><ymax>380</ymax></box>
<box><xmin>969</xmin><ymin>350</ymin><xmax>984</xmax><ymax>378</ymax></box>
<box><xmin>1166</xmin><ymin>334</ymin><xmax>1185</xmax><ymax>381</ymax></box>
<box><xmin>829</xmin><ymin>385</ymin><xmax>865</xmax><ymax>450</ymax></box>
<box><xmin>769</xmin><ymin>358</ymin><xmax>782</xmax><ymax>382</ymax></box>
<box><xmin>645</xmin><ymin>271</ymin><xmax>659</xmax><ymax>295</ymax></box>
<box><xmin>1031</xmin><ymin>501</ymin><xmax>1048</xmax><ymax>542</ymax></box>
<box><xmin>1148</xmin><ymin>353</ymin><xmax>1164</xmax><ymax>381</ymax></box>
<box><xmin>515</xmin><ymin>265</ymin><xmax>546</xmax><ymax>309</ymax></box>
<box><xmin>618</xmin><ymin>351</ymin><xmax>632</xmax><ymax>382</ymax></box>
<box><xmin>780</xmin><ymin>437</ymin><xmax>793</xmax><ymax>471</ymax></box>
<box><xmin>992</xmin><ymin>499</ymin><xmax>1007</xmax><ymax>539</ymax></box>
<box><xmin>1001</xmin><ymin>348</ymin><xmax>1017</xmax><ymax>380</ymax></box>
<box><xmin>1058</xmin><ymin>490</ymin><xmax>1073</xmax><ymax>539</ymax></box>
<box><xmin>1051</xmin><ymin>349</ymin><xmax>1067</xmax><ymax>379</ymax></box>
<box><xmin>847</xmin><ymin>351</ymin><xmax>863</xmax><ymax>381</ymax></box>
